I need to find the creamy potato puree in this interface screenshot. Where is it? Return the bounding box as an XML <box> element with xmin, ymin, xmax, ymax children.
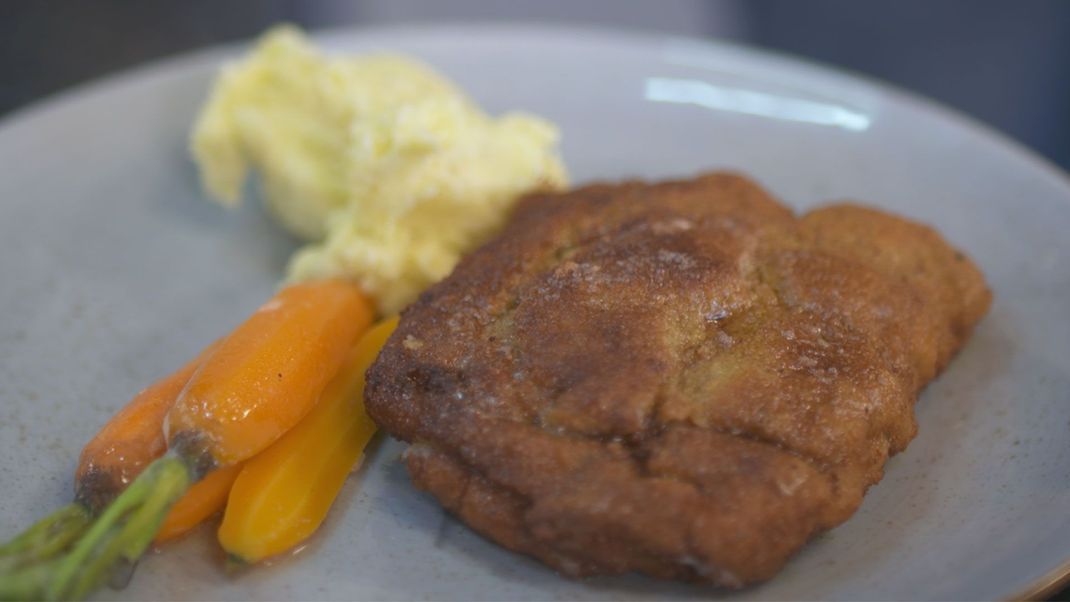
<box><xmin>192</xmin><ymin>26</ymin><xmax>567</xmax><ymax>313</ymax></box>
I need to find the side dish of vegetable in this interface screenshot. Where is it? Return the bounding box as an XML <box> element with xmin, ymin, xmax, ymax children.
<box><xmin>0</xmin><ymin>21</ymin><xmax>565</xmax><ymax>601</ymax></box>
<box><xmin>0</xmin><ymin>280</ymin><xmax>378</xmax><ymax>600</ymax></box>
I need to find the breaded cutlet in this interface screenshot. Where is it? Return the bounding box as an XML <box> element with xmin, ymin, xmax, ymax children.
<box><xmin>364</xmin><ymin>172</ymin><xmax>991</xmax><ymax>587</ymax></box>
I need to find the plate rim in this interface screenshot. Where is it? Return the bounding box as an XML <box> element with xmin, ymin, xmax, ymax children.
<box><xmin>2</xmin><ymin>20</ymin><xmax>1068</xmax><ymax>195</ymax></box>
<box><xmin>1011</xmin><ymin>561</ymin><xmax>1070</xmax><ymax>601</ymax></box>
<box><xmin>1</xmin><ymin>20</ymin><xmax>1067</xmax><ymax>600</ymax></box>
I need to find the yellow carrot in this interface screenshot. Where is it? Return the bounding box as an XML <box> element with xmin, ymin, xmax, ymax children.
<box><xmin>219</xmin><ymin>317</ymin><xmax>398</xmax><ymax>564</ymax></box>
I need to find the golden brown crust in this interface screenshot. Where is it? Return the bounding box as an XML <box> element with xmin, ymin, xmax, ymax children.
<box><xmin>365</xmin><ymin>172</ymin><xmax>992</xmax><ymax>587</ymax></box>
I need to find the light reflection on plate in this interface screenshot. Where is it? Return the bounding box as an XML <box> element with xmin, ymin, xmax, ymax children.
<box><xmin>644</xmin><ymin>76</ymin><xmax>871</xmax><ymax>131</ymax></box>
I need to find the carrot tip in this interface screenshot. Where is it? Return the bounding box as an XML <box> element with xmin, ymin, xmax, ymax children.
<box><xmin>224</xmin><ymin>553</ymin><xmax>250</xmax><ymax>575</ymax></box>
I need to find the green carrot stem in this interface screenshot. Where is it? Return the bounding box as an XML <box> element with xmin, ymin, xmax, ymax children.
<box><xmin>0</xmin><ymin>559</ymin><xmax>56</xmax><ymax>600</ymax></box>
<box><xmin>0</xmin><ymin>503</ymin><xmax>91</xmax><ymax>572</ymax></box>
<box><xmin>45</xmin><ymin>455</ymin><xmax>191</xmax><ymax>601</ymax></box>
<box><xmin>224</xmin><ymin>553</ymin><xmax>250</xmax><ymax>575</ymax></box>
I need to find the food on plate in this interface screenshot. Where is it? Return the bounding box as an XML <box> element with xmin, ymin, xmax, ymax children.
<box><xmin>0</xmin><ymin>279</ymin><xmax>374</xmax><ymax>599</ymax></box>
<box><xmin>155</xmin><ymin>464</ymin><xmax>242</xmax><ymax>543</ymax></box>
<box><xmin>0</xmin><ymin>343</ymin><xmax>221</xmax><ymax>588</ymax></box>
<box><xmin>192</xmin><ymin>25</ymin><xmax>567</xmax><ymax>313</ymax></box>
<box><xmin>161</xmin><ymin>280</ymin><xmax>371</xmax><ymax>466</ymax></box>
<box><xmin>365</xmin><ymin>172</ymin><xmax>992</xmax><ymax>587</ymax></box>
<box><xmin>3</xmin><ymin>25</ymin><xmax>572</xmax><ymax>600</ymax></box>
<box><xmin>76</xmin><ymin>341</ymin><xmax>242</xmax><ymax>546</ymax></box>
<box><xmin>219</xmin><ymin>317</ymin><xmax>397</xmax><ymax>564</ymax></box>
<box><xmin>75</xmin><ymin>345</ymin><xmax>215</xmax><ymax>514</ymax></box>
<box><xmin>0</xmin><ymin>20</ymin><xmax>996</xmax><ymax>599</ymax></box>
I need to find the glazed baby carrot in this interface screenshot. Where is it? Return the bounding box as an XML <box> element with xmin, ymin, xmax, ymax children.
<box><xmin>0</xmin><ymin>279</ymin><xmax>373</xmax><ymax>601</ymax></box>
<box><xmin>165</xmin><ymin>280</ymin><xmax>372</xmax><ymax>465</ymax></box>
<box><xmin>219</xmin><ymin>317</ymin><xmax>398</xmax><ymax>564</ymax></box>
<box><xmin>155</xmin><ymin>464</ymin><xmax>242</xmax><ymax>543</ymax></box>
<box><xmin>76</xmin><ymin>345</ymin><xmax>216</xmax><ymax>512</ymax></box>
<box><xmin>81</xmin><ymin>341</ymin><xmax>243</xmax><ymax>545</ymax></box>
<box><xmin>0</xmin><ymin>346</ymin><xmax>213</xmax><ymax>580</ymax></box>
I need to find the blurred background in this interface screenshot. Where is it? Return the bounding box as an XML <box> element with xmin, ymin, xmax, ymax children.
<box><xmin>2</xmin><ymin>0</ymin><xmax>1069</xmax><ymax>171</ymax></box>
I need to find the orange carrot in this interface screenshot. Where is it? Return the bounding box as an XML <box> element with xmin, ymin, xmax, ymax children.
<box><xmin>0</xmin><ymin>345</ymin><xmax>217</xmax><ymax>588</ymax></box>
<box><xmin>75</xmin><ymin>346</ymin><xmax>215</xmax><ymax>513</ymax></box>
<box><xmin>76</xmin><ymin>341</ymin><xmax>245</xmax><ymax>544</ymax></box>
<box><xmin>167</xmin><ymin>279</ymin><xmax>373</xmax><ymax>465</ymax></box>
<box><xmin>13</xmin><ymin>279</ymin><xmax>375</xmax><ymax>600</ymax></box>
<box><xmin>155</xmin><ymin>464</ymin><xmax>242</xmax><ymax>543</ymax></box>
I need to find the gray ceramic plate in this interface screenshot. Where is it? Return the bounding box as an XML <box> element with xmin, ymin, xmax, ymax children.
<box><xmin>0</xmin><ymin>24</ymin><xmax>1068</xmax><ymax>602</ymax></box>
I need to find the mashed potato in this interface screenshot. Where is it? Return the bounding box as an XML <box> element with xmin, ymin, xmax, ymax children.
<box><xmin>192</xmin><ymin>26</ymin><xmax>567</xmax><ymax>313</ymax></box>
